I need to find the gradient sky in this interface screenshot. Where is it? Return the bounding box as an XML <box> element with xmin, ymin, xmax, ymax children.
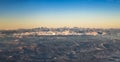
<box><xmin>0</xmin><ymin>0</ymin><xmax>120</xmax><ymax>30</ymax></box>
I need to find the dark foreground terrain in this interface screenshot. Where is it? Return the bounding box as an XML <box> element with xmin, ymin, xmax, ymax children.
<box><xmin>0</xmin><ymin>35</ymin><xmax>120</xmax><ymax>62</ymax></box>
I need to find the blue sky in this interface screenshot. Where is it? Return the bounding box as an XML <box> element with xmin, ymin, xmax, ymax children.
<box><xmin>0</xmin><ymin>0</ymin><xmax>120</xmax><ymax>15</ymax></box>
<box><xmin>0</xmin><ymin>0</ymin><xmax>120</xmax><ymax>29</ymax></box>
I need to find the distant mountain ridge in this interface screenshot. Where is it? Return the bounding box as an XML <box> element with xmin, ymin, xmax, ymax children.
<box><xmin>0</xmin><ymin>27</ymin><xmax>120</xmax><ymax>36</ymax></box>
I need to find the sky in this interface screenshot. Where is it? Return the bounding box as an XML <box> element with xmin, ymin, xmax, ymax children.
<box><xmin>0</xmin><ymin>0</ymin><xmax>120</xmax><ymax>30</ymax></box>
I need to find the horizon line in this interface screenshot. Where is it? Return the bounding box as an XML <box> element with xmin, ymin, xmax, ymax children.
<box><xmin>1</xmin><ymin>26</ymin><xmax>120</xmax><ymax>31</ymax></box>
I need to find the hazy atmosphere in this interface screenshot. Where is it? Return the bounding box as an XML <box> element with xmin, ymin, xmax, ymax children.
<box><xmin>0</xmin><ymin>0</ymin><xmax>120</xmax><ymax>29</ymax></box>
